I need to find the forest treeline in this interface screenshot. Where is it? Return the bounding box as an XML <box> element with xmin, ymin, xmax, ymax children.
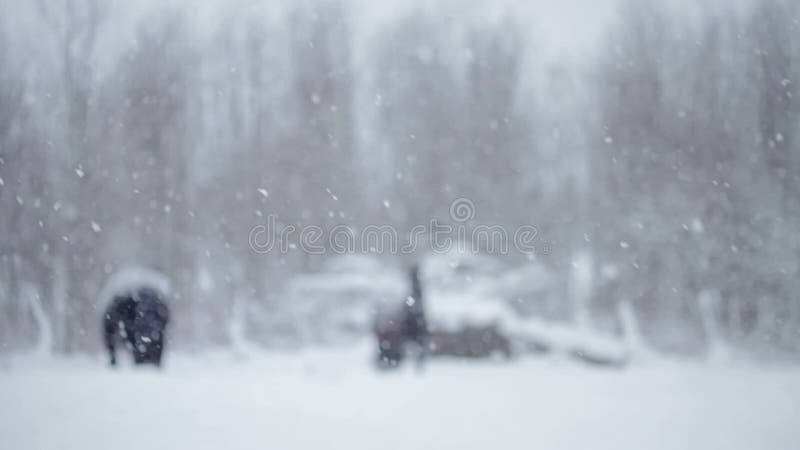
<box><xmin>0</xmin><ymin>0</ymin><xmax>798</xmax><ymax>357</ymax></box>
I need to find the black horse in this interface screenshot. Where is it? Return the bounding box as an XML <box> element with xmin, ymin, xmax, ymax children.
<box><xmin>103</xmin><ymin>286</ymin><xmax>169</xmax><ymax>366</ymax></box>
<box><xmin>373</xmin><ymin>264</ymin><xmax>428</xmax><ymax>369</ymax></box>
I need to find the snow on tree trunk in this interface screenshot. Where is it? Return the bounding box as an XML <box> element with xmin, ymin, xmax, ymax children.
<box><xmin>617</xmin><ymin>298</ymin><xmax>649</xmax><ymax>360</ymax></box>
<box><xmin>22</xmin><ymin>284</ymin><xmax>53</xmax><ymax>358</ymax></box>
<box><xmin>52</xmin><ymin>257</ymin><xmax>68</xmax><ymax>354</ymax></box>
<box><xmin>0</xmin><ymin>278</ymin><xmax>6</xmax><ymax>349</ymax></box>
<box><xmin>228</xmin><ymin>296</ymin><xmax>256</xmax><ymax>357</ymax></box>
<box><xmin>699</xmin><ymin>289</ymin><xmax>730</xmax><ymax>363</ymax></box>
<box><xmin>570</xmin><ymin>250</ymin><xmax>593</xmax><ymax>330</ymax></box>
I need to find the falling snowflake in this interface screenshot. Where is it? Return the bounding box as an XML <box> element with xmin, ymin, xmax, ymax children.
<box><xmin>325</xmin><ymin>187</ymin><xmax>338</xmax><ymax>201</ymax></box>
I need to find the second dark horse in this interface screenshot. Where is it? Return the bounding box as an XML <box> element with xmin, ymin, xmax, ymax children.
<box><xmin>373</xmin><ymin>264</ymin><xmax>428</xmax><ymax>369</ymax></box>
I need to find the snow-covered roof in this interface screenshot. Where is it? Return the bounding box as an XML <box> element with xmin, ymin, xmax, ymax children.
<box><xmin>321</xmin><ymin>254</ymin><xmax>386</xmax><ymax>274</ymax></box>
<box><xmin>286</xmin><ymin>255</ymin><xmax>405</xmax><ymax>299</ymax></box>
<box><xmin>426</xmin><ymin>291</ymin><xmax>514</xmax><ymax>329</ymax></box>
<box><xmin>287</xmin><ymin>271</ymin><xmax>405</xmax><ymax>299</ymax></box>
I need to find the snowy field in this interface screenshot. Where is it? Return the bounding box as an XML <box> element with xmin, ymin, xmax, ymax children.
<box><xmin>2</xmin><ymin>344</ymin><xmax>799</xmax><ymax>450</ymax></box>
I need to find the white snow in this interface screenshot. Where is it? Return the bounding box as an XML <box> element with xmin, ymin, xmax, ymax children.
<box><xmin>96</xmin><ymin>266</ymin><xmax>171</xmax><ymax>307</ymax></box>
<box><xmin>1</xmin><ymin>345</ymin><xmax>799</xmax><ymax>450</ymax></box>
<box><xmin>427</xmin><ymin>290</ymin><xmax>513</xmax><ymax>329</ymax></box>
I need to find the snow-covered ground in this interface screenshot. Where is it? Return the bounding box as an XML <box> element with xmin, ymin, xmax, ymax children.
<box><xmin>2</xmin><ymin>344</ymin><xmax>799</xmax><ymax>450</ymax></box>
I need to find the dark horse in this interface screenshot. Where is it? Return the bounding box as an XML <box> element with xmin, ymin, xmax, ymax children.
<box><xmin>103</xmin><ymin>286</ymin><xmax>170</xmax><ymax>366</ymax></box>
<box><xmin>373</xmin><ymin>264</ymin><xmax>428</xmax><ymax>369</ymax></box>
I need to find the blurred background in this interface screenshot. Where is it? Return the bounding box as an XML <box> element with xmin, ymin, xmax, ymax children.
<box><xmin>1</xmin><ymin>0</ymin><xmax>799</xmax><ymax>363</ymax></box>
